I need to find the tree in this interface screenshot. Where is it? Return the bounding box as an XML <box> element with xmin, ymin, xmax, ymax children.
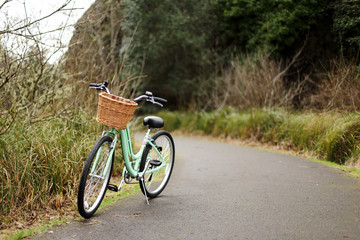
<box><xmin>334</xmin><ymin>0</ymin><xmax>360</xmax><ymax>52</ymax></box>
<box><xmin>214</xmin><ymin>0</ymin><xmax>328</xmax><ymax>55</ymax></box>
<box><xmin>122</xmin><ymin>0</ymin><xmax>219</xmax><ymax>108</ymax></box>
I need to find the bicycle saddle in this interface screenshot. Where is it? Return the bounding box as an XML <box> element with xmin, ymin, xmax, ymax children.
<box><xmin>143</xmin><ymin>116</ymin><xmax>164</xmax><ymax>129</ymax></box>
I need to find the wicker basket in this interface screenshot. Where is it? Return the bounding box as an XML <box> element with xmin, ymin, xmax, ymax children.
<box><xmin>96</xmin><ymin>92</ymin><xmax>138</xmax><ymax>130</ymax></box>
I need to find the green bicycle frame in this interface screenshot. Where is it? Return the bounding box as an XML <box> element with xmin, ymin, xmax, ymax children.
<box><xmin>97</xmin><ymin>126</ymin><xmax>166</xmax><ymax>180</ymax></box>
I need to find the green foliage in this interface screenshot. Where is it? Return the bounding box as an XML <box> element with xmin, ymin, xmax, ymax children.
<box><xmin>122</xmin><ymin>0</ymin><xmax>219</xmax><ymax>107</ymax></box>
<box><xmin>156</xmin><ymin>111</ymin><xmax>182</xmax><ymax>131</ymax></box>
<box><xmin>63</xmin><ymin>0</ymin><xmax>360</xmax><ymax>112</ymax></box>
<box><xmin>159</xmin><ymin>109</ymin><xmax>360</xmax><ymax>166</ymax></box>
<box><xmin>317</xmin><ymin>115</ymin><xmax>360</xmax><ymax>164</ymax></box>
<box><xmin>214</xmin><ymin>0</ymin><xmax>327</xmax><ymax>53</ymax></box>
<box><xmin>334</xmin><ymin>0</ymin><xmax>360</xmax><ymax>49</ymax></box>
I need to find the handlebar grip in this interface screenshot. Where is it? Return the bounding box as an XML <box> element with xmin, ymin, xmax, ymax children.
<box><xmin>154</xmin><ymin>97</ymin><xmax>167</xmax><ymax>103</ymax></box>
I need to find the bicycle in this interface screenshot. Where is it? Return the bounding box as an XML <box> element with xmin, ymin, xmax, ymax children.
<box><xmin>77</xmin><ymin>81</ymin><xmax>175</xmax><ymax>219</ymax></box>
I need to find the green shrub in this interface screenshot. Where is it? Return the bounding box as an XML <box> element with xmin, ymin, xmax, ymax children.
<box><xmin>317</xmin><ymin>114</ymin><xmax>360</xmax><ymax>164</ymax></box>
<box><xmin>157</xmin><ymin>111</ymin><xmax>182</xmax><ymax>131</ymax></box>
<box><xmin>159</xmin><ymin>109</ymin><xmax>360</xmax><ymax>166</ymax></box>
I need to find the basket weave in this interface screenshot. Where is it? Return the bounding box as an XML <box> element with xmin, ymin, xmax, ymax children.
<box><xmin>96</xmin><ymin>92</ymin><xmax>138</xmax><ymax>130</ymax></box>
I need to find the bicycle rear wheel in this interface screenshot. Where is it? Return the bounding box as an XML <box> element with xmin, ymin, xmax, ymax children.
<box><xmin>77</xmin><ymin>136</ymin><xmax>114</xmax><ymax>218</ymax></box>
<box><xmin>139</xmin><ymin>130</ymin><xmax>175</xmax><ymax>198</ymax></box>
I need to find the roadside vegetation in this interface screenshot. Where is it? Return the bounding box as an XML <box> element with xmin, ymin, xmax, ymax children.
<box><xmin>1</xmin><ymin>0</ymin><xmax>360</xmax><ymax>238</ymax></box>
<box><xmin>1</xmin><ymin>114</ymin><xmax>99</xmax><ymax>225</ymax></box>
<box><xmin>158</xmin><ymin>108</ymin><xmax>360</xmax><ymax>169</ymax></box>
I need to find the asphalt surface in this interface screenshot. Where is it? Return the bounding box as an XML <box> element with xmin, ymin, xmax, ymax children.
<box><xmin>32</xmin><ymin>135</ymin><xmax>360</xmax><ymax>240</ymax></box>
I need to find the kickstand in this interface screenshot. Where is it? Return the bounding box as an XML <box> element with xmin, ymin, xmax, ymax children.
<box><xmin>118</xmin><ymin>177</ymin><xmax>124</xmax><ymax>192</ymax></box>
<box><xmin>140</xmin><ymin>177</ymin><xmax>150</xmax><ymax>206</ymax></box>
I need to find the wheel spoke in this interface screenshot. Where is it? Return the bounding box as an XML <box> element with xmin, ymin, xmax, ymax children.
<box><xmin>84</xmin><ymin>150</ymin><xmax>109</xmax><ymax>209</ymax></box>
<box><xmin>140</xmin><ymin>131</ymin><xmax>174</xmax><ymax>198</ymax></box>
<box><xmin>78</xmin><ymin>136</ymin><xmax>114</xmax><ymax>218</ymax></box>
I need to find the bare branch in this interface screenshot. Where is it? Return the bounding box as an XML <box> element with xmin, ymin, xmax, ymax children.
<box><xmin>0</xmin><ymin>0</ymin><xmax>11</xmax><ymax>10</ymax></box>
<box><xmin>0</xmin><ymin>0</ymin><xmax>72</xmax><ymax>35</ymax></box>
<box><xmin>0</xmin><ymin>109</ymin><xmax>17</xmax><ymax>135</ymax></box>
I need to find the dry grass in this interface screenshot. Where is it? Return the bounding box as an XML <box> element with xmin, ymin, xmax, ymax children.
<box><xmin>0</xmin><ymin>113</ymin><xmax>116</xmax><ymax>230</ymax></box>
<box><xmin>195</xmin><ymin>52</ymin><xmax>360</xmax><ymax>113</ymax></box>
<box><xmin>307</xmin><ymin>58</ymin><xmax>360</xmax><ymax>111</ymax></box>
<box><xmin>196</xmin><ymin>53</ymin><xmax>302</xmax><ymax>110</ymax></box>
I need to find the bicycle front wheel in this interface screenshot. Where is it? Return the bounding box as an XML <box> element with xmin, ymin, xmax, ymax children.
<box><xmin>77</xmin><ymin>136</ymin><xmax>114</xmax><ymax>218</ymax></box>
<box><xmin>139</xmin><ymin>130</ymin><xmax>175</xmax><ymax>198</ymax></box>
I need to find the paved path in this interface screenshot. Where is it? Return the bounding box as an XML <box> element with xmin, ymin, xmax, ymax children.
<box><xmin>32</xmin><ymin>136</ymin><xmax>360</xmax><ymax>240</ymax></box>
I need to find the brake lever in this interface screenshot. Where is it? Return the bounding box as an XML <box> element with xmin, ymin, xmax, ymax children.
<box><xmin>146</xmin><ymin>97</ymin><xmax>163</xmax><ymax>107</ymax></box>
<box><xmin>146</xmin><ymin>97</ymin><xmax>155</xmax><ymax>104</ymax></box>
<box><xmin>154</xmin><ymin>102</ymin><xmax>163</xmax><ymax>107</ymax></box>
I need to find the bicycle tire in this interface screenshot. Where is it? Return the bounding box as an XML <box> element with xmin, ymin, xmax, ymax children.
<box><xmin>139</xmin><ymin>130</ymin><xmax>175</xmax><ymax>198</ymax></box>
<box><xmin>77</xmin><ymin>136</ymin><xmax>114</xmax><ymax>218</ymax></box>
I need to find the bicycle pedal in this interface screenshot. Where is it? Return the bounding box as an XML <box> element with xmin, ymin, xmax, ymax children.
<box><xmin>150</xmin><ymin>159</ymin><xmax>162</xmax><ymax>167</ymax></box>
<box><xmin>107</xmin><ymin>184</ymin><xmax>118</xmax><ymax>192</ymax></box>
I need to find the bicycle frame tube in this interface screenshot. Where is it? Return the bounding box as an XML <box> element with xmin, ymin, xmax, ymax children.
<box><xmin>97</xmin><ymin>126</ymin><xmax>165</xmax><ymax>179</ymax></box>
<box><xmin>119</xmin><ymin>126</ymin><xmax>150</xmax><ymax>178</ymax></box>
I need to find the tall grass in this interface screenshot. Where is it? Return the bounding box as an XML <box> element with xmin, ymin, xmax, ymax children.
<box><xmin>158</xmin><ymin>108</ymin><xmax>360</xmax><ymax>168</ymax></box>
<box><xmin>194</xmin><ymin>53</ymin><xmax>302</xmax><ymax>110</ymax></box>
<box><xmin>0</xmin><ymin>113</ymin><xmax>123</xmax><ymax>226</ymax></box>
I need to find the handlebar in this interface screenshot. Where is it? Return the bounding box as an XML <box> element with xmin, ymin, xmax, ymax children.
<box><xmin>131</xmin><ymin>91</ymin><xmax>167</xmax><ymax>107</ymax></box>
<box><xmin>89</xmin><ymin>81</ymin><xmax>167</xmax><ymax>107</ymax></box>
<box><xmin>89</xmin><ymin>81</ymin><xmax>110</xmax><ymax>94</ymax></box>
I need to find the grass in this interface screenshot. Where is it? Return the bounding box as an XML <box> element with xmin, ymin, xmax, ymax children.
<box><xmin>0</xmin><ymin>112</ymin><xmax>130</xmax><ymax>235</ymax></box>
<box><xmin>2</xmin><ymin>183</ymin><xmax>141</xmax><ymax>240</ymax></box>
<box><xmin>309</xmin><ymin>157</ymin><xmax>360</xmax><ymax>178</ymax></box>
<box><xmin>3</xmin><ymin>219</ymin><xmax>69</xmax><ymax>240</ymax></box>
<box><xmin>1</xmin><ymin>113</ymin><xmax>100</xmax><ymax>220</ymax></box>
<box><xmin>0</xmin><ymin>112</ymin><xmax>143</xmax><ymax>239</ymax></box>
<box><xmin>158</xmin><ymin>108</ymin><xmax>360</xmax><ymax>169</ymax></box>
<box><xmin>2</xmin><ymin>106</ymin><xmax>360</xmax><ymax>238</ymax></box>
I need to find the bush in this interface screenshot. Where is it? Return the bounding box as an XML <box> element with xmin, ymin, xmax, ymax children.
<box><xmin>159</xmin><ymin>109</ymin><xmax>360</xmax><ymax>167</ymax></box>
<box><xmin>317</xmin><ymin>114</ymin><xmax>360</xmax><ymax>164</ymax></box>
<box><xmin>194</xmin><ymin>53</ymin><xmax>302</xmax><ymax>110</ymax></box>
<box><xmin>306</xmin><ymin>58</ymin><xmax>360</xmax><ymax>111</ymax></box>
